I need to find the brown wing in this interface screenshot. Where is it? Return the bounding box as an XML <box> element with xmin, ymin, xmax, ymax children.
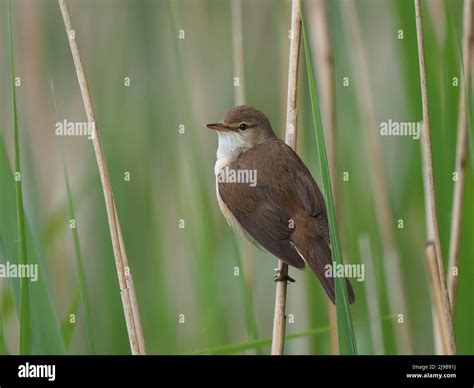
<box><xmin>287</xmin><ymin>146</ymin><xmax>330</xmax><ymax>244</ymax></box>
<box><xmin>256</xmin><ymin>139</ymin><xmax>330</xmax><ymax>243</ymax></box>
<box><xmin>218</xmin><ymin>141</ymin><xmax>306</xmax><ymax>269</ymax></box>
<box><xmin>219</xmin><ymin>181</ymin><xmax>305</xmax><ymax>269</ymax></box>
<box><xmin>280</xmin><ymin>143</ymin><xmax>355</xmax><ymax>304</ymax></box>
<box><xmin>218</xmin><ymin>138</ymin><xmax>329</xmax><ymax>268</ymax></box>
<box><xmin>277</xmin><ymin>142</ymin><xmax>355</xmax><ymax>303</ymax></box>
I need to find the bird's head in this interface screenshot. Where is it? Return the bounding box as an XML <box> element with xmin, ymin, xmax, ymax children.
<box><xmin>206</xmin><ymin>105</ymin><xmax>276</xmax><ymax>150</ymax></box>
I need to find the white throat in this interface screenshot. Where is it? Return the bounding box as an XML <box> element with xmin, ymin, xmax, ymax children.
<box><xmin>214</xmin><ymin>131</ymin><xmax>250</xmax><ymax>175</ymax></box>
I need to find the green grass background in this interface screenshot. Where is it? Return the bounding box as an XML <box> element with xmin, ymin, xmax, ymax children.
<box><xmin>0</xmin><ymin>0</ymin><xmax>472</xmax><ymax>355</ymax></box>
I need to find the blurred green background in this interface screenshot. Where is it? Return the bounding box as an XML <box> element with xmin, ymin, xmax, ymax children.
<box><xmin>0</xmin><ymin>0</ymin><xmax>472</xmax><ymax>355</ymax></box>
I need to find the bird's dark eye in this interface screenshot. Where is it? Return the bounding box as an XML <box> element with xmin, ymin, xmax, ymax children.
<box><xmin>239</xmin><ymin>123</ymin><xmax>248</xmax><ymax>131</ymax></box>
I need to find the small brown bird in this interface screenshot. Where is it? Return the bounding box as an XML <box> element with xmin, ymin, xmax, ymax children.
<box><xmin>206</xmin><ymin>105</ymin><xmax>355</xmax><ymax>304</ymax></box>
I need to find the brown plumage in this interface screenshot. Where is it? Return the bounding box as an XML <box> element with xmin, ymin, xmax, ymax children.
<box><xmin>207</xmin><ymin>105</ymin><xmax>355</xmax><ymax>304</ymax></box>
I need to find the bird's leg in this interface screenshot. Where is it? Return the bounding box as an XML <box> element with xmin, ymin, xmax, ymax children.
<box><xmin>273</xmin><ymin>268</ymin><xmax>295</xmax><ymax>283</ymax></box>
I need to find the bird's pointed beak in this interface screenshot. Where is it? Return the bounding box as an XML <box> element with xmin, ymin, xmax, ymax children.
<box><xmin>206</xmin><ymin>122</ymin><xmax>230</xmax><ymax>132</ymax></box>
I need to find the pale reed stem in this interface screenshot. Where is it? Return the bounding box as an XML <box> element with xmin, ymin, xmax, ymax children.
<box><xmin>58</xmin><ymin>0</ymin><xmax>146</xmax><ymax>355</ymax></box>
<box><xmin>415</xmin><ymin>0</ymin><xmax>456</xmax><ymax>355</ymax></box>
<box><xmin>271</xmin><ymin>0</ymin><xmax>301</xmax><ymax>356</ymax></box>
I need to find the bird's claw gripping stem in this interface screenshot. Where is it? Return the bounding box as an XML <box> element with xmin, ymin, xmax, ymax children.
<box><xmin>273</xmin><ymin>268</ymin><xmax>295</xmax><ymax>283</ymax></box>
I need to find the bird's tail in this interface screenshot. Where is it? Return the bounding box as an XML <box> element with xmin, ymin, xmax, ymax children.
<box><xmin>294</xmin><ymin>234</ymin><xmax>356</xmax><ymax>305</ymax></box>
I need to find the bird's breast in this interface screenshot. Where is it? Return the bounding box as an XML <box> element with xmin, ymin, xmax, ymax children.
<box><xmin>214</xmin><ymin>134</ymin><xmax>240</xmax><ymax>228</ymax></box>
<box><xmin>215</xmin><ymin>178</ymin><xmax>242</xmax><ymax>231</ymax></box>
<box><xmin>215</xmin><ymin>176</ymin><xmax>260</xmax><ymax>247</ymax></box>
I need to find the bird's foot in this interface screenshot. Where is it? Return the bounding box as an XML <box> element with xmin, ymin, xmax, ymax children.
<box><xmin>273</xmin><ymin>268</ymin><xmax>295</xmax><ymax>283</ymax></box>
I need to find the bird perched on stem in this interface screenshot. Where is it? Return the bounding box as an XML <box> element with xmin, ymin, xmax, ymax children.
<box><xmin>206</xmin><ymin>105</ymin><xmax>355</xmax><ymax>304</ymax></box>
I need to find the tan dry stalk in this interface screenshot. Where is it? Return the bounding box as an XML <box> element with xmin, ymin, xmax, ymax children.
<box><xmin>341</xmin><ymin>1</ymin><xmax>413</xmax><ymax>354</ymax></box>
<box><xmin>425</xmin><ymin>243</ymin><xmax>450</xmax><ymax>354</ymax></box>
<box><xmin>414</xmin><ymin>0</ymin><xmax>456</xmax><ymax>355</ymax></box>
<box><xmin>271</xmin><ymin>0</ymin><xmax>301</xmax><ymax>356</ymax></box>
<box><xmin>231</xmin><ymin>0</ymin><xmax>246</xmax><ymax>106</ymax></box>
<box><xmin>310</xmin><ymin>0</ymin><xmax>336</xmax><ymax>197</ymax></box>
<box><xmin>448</xmin><ymin>0</ymin><xmax>473</xmax><ymax>314</ymax></box>
<box><xmin>58</xmin><ymin>0</ymin><xmax>146</xmax><ymax>355</ymax></box>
